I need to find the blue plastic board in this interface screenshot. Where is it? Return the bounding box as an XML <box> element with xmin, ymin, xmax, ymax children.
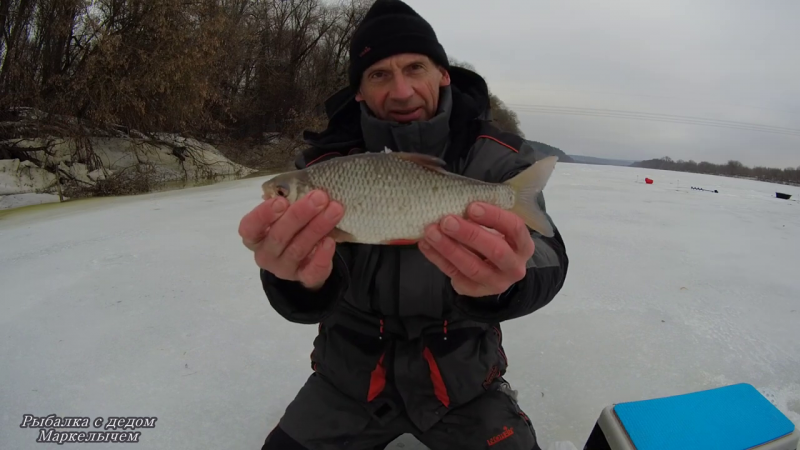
<box><xmin>613</xmin><ymin>383</ymin><xmax>796</xmax><ymax>450</ymax></box>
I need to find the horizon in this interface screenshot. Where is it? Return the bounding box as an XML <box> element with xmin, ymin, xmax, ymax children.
<box><xmin>529</xmin><ymin>142</ymin><xmax>797</xmax><ymax>170</ymax></box>
<box><xmin>403</xmin><ymin>0</ymin><xmax>800</xmax><ymax>169</ymax></box>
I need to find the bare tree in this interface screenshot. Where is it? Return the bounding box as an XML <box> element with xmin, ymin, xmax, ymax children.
<box><xmin>448</xmin><ymin>57</ymin><xmax>524</xmax><ymax>137</ymax></box>
<box><xmin>635</xmin><ymin>157</ymin><xmax>800</xmax><ymax>186</ymax></box>
<box><xmin>0</xmin><ymin>0</ymin><xmax>531</xmax><ymax>176</ymax></box>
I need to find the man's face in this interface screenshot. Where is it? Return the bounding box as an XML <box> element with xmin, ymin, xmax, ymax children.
<box><xmin>355</xmin><ymin>53</ymin><xmax>451</xmax><ymax>123</ymax></box>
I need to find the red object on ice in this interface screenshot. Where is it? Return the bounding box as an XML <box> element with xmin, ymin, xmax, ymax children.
<box><xmin>645</xmin><ymin>178</ymin><xmax>654</xmax><ymax>184</ymax></box>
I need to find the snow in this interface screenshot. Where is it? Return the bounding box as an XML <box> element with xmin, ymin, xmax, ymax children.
<box><xmin>0</xmin><ymin>158</ymin><xmax>58</xmax><ymax>195</ymax></box>
<box><xmin>0</xmin><ymin>133</ymin><xmax>257</xmax><ymax>211</ymax></box>
<box><xmin>0</xmin><ymin>193</ymin><xmax>64</xmax><ymax>210</ymax></box>
<box><xmin>1</xmin><ymin>164</ymin><xmax>798</xmax><ymax>449</ymax></box>
<box><xmin>0</xmin><ymin>135</ymin><xmax>255</xmax><ymax>204</ymax></box>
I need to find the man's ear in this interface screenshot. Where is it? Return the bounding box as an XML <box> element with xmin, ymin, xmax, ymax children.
<box><xmin>355</xmin><ymin>90</ymin><xmax>363</xmax><ymax>102</ymax></box>
<box><xmin>439</xmin><ymin>67</ymin><xmax>451</xmax><ymax>87</ymax></box>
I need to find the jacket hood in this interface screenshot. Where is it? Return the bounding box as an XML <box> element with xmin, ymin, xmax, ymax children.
<box><xmin>302</xmin><ymin>65</ymin><xmax>491</xmax><ymax>150</ymax></box>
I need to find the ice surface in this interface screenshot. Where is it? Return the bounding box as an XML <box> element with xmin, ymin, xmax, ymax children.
<box><xmin>1</xmin><ymin>164</ymin><xmax>798</xmax><ymax>449</ymax></box>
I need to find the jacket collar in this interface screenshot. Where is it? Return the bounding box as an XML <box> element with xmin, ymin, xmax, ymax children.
<box><xmin>359</xmin><ymin>85</ymin><xmax>452</xmax><ymax>157</ymax></box>
<box><xmin>302</xmin><ymin>66</ymin><xmax>492</xmax><ymax>157</ymax></box>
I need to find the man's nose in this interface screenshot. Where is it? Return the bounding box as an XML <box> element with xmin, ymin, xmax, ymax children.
<box><xmin>388</xmin><ymin>75</ymin><xmax>414</xmax><ymax>100</ymax></box>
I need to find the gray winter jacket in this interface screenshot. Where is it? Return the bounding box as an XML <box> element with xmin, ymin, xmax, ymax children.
<box><xmin>260</xmin><ymin>66</ymin><xmax>569</xmax><ymax>433</ymax></box>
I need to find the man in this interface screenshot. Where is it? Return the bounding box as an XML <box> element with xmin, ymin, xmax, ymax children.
<box><xmin>239</xmin><ymin>1</ymin><xmax>569</xmax><ymax>448</ymax></box>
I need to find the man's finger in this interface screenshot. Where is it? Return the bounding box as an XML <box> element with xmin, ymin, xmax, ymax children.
<box><xmin>243</xmin><ymin>237</ymin><xmax>263</xmax><ymax>252</ymax></box>
<box><xmin>418</xmin><ymin>238</ymin><xmax>462</xmax><ymax>280</ymax></box>
<box><xmin>280</xmin><ymin>201</ymin><xmax>345</xmax><ymax>265</ymax></box>
<box><xmin>296</xmin><ymin>237</ymin><xmax>336</xmax><ymax>290</ymax></box>
<box><xmin>419</xmin><ymin>241</ymin><xmax>493</xmax><ymax>297</ymax></box>
<box><xmin>438</xmin><ymin>215</ymin><xmax>519</xmax><ymax>273</ymax></box>
<box><xmin>467</xmin><ymin>202</ymin><xmax>535</xmax><ymax>257</ymax></box>
<box><xmin>263</xmin><ymin>190</ymin><xmax>329</xmax><ymax>259</ymax></box>
<box><xmin>239</xmin><ymin>198</ymin><xmax>287</xmax><ymax>249</ymax></box>
<box><xmin>451</xmin><ymin>276</ymin><xmax>487</xmax><ymax>297</ymax></box>
<box><xmin>423</xmin><ymin>224</ymin><xmax>499</xmax><ymax>284</ymax></box>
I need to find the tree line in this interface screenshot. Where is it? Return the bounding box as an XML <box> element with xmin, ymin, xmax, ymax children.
<box><xmin>633</xmin><ymin>157</ymin><xmax>800</xmax><ymax>186</ymax></box>
<box><xmin>0</xmin><ymin>0</ymin><xmax>524</xmax><ymax>170</ymax></box>
<box><xmin>1</xmin><ymin>0</ymin><xmax>371</xmax><ymax>138</ymax></box>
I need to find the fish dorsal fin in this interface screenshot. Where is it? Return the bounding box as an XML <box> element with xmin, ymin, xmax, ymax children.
<box><xmin>393</xmin><ymin>152</ymin><xmax>447</xmax><ymax>172</ymax></box>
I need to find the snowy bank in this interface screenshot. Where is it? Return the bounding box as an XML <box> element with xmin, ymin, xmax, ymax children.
<box><xmin>0</xmin><ymin>192</ymin><xmax>63</xmax><ymax>210</ymax></box>
<box><xmin>0</xmin><ymin>109</ymin><xmax>257</xmax><ymax>210</ymax></box>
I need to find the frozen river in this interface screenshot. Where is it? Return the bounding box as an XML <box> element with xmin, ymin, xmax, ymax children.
<box><xmin>1</xmin><ymin>163</ymin><xmax>798</xmax><ymax>449</ymax></box>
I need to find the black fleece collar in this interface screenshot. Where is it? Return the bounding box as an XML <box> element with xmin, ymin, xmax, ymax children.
<box><xmin>359</xmin><ymin>86</ymin><xmax>452</xmax><ymax>157</ymax></box>
<box><xmin>301</xmin><ymin>66</ymin><xmax>491</xmax><ymax>160</ymax></box>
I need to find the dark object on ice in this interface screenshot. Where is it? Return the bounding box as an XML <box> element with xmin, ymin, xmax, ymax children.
<box><xmin>776</xmin><ymin>192</ymin><xmax>792</xmax><ymax>200</ymax></box>
<box><xmin>692</xmin><ymin>186</ymin><xmax>719</xmax><ymax>193</ymax></box>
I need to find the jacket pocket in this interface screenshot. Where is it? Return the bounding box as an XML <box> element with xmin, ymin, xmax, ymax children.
<box><xmin>422</xmin><ymin>326</ymin><xmax>508</xmax><ymax>409</ymax></box>
<box><xmin>311</xmin><ymin>323</ymin><xmax>389</xmax><ymax>403</ymax></box>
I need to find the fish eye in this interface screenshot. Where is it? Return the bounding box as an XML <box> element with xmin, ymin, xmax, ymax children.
<box><xmin>276</xmin><ymin>185</ymin><xmax>289</xmax><ymax>197</ymax></box>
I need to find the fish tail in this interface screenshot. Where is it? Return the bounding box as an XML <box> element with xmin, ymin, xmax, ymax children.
<box><xmin>505</xmin><ymin>156</ymin><xmax>558</xmax><ymax>238</ymax></box>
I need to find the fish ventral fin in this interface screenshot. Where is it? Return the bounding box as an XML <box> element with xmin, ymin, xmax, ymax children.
<box><xmin>393</xmin><ymin>152</ymin><xmax>447</xmax><ymax>173</ymax></box>
<box><xmin>328</xmin><ymin>227</ymin><xmax>357</xmax><ymax>243</ymax></box>
<box><xmin>506</xmin><ymin>156</ymin><xmax>558</xmax><ymax>238</ymax></box>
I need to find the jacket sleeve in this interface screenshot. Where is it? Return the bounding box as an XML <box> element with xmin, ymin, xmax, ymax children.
<box><xmin>452</xmin><ymin>139</ymin><xmax>569</xmax><ymax>322</ymax></box>
<box><xmin>259</xmin><ymin>146</ymin><xmax>354</xmax><ymax>324</ymax></box>
<box><xmin>260</xmin><ymin>245</ymin><xmax>351</xmax><ymax>324</ymax></box>
<box><xmin>452</xmin><ymin>209</ymin><xmax>569</xmax><ymax>322</ymax></box>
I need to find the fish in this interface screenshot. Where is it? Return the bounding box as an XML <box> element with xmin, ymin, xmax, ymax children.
<box><xmin>260</xmin><ymin>150</ymin><xmax>558</xmax><ymax>245</ymax></box>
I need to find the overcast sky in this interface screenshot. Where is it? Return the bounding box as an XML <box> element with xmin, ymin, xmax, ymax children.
<box><xmin>402</xmin><ymin>0</ymin><xmax>799</xmax><ymax>168</ymax></box>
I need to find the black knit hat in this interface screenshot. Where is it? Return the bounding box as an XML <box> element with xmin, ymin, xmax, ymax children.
<box><xmin>348</xmin><ymin>0</ymin><xmax>449</xmax><ymax>91</ymax></box>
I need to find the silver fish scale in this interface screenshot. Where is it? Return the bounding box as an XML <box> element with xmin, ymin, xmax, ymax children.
<box><xmin>307</xmin><ymin>154</ymin><xmax>515</xmax><ymax>244</ymax></box>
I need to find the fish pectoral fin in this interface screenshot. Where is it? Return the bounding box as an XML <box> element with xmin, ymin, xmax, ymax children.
<box><xmin>393</xmin><ymin>152</ymin><xmax>447</xmax><ymax>172</ymax></box>
<box><xmin>328</xmin><ymin>227</ymin><xmax>357</xmax><ymax>243</ymax></box>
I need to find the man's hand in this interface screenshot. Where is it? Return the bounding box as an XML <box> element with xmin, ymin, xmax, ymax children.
<box><xmin>418</xmin><ymin>202</ymin><xmax>535</xmax><ymax>297</ymax></box>
<box><xmin>238</xmin><ymin>190</ymin><xmax>345</xmax><ymax>291</ymax></box>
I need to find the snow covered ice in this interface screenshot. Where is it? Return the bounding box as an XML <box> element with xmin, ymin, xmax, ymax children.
<box><xmin>1</xmin><ymin>164</ymin><xmax>798</xmax><ymax>449</ymax></box>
